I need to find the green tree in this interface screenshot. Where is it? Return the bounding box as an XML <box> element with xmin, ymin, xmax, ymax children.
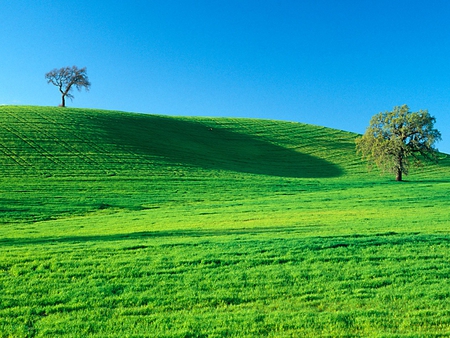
<box><xmin>356</xmin><ymin>105</ymin><xmax>441</xmax><ymax>181</ymax></box>
<box><xmin>45</xmin><ymin>66</ymin><xmax>91</xmax><ymax>107</ymax></box>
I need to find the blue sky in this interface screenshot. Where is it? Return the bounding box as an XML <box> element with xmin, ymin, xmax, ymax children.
<box><xmin>1</xmin><ymin>0</ymin><xmax>450</xmax><ymax>153</ymax></box>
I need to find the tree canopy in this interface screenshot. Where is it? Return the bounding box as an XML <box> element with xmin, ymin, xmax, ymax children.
<box><xmin>45</xmin><ymin>66</ymin><xmax>91</xmax><ymax>107</ymax></box>
<box><xmin>356</xmin><ymin>105</ymin><xmax>441</xmax><ymax>181</ymax></box>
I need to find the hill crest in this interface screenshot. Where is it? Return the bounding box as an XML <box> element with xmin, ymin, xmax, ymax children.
<box><xmin>0</xmin><ymin>106</ymin><xmax>364</xmax><ymax>179</ymax></box>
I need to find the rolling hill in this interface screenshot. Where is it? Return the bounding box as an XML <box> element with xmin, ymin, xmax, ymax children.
<box><xmin>1</xmin><ymin>105</ymin><xmax>448</xmax><ymax>227</ymax></box>
<box><xmin>1</xmin><ymin>105</ymin><xmax>449</xmax><ymax>337</ymax></box>
<box><xmin>0</xmin><ymin>105</ymin><xmax>362</xmax><ymax>225</ymax></box>
<box><xmin>0</xmin><ymin>105</ymin><xmax>359</xmax><ymax>178</ymax></box>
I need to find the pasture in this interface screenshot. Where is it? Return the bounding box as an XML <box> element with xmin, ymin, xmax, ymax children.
<box><xmin>0</xmin><ymin>106</ymin><xmax>449</xmax><ymax>337</ymax></box>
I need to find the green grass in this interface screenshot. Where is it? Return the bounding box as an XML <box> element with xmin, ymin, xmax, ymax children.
<box><xmin>1</xmin><ymin>106</ymin><xmax>449</xmax><ymax>337</ymax></box>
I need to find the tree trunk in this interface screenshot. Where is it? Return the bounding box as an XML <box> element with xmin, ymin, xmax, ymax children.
<box><xmin>395</xmin><ymin>154</ymin><xmax>404</xmax><ymax>181</ymax></box>
<box><xmin>61</xmin><ymin>94</ymin><xmax>66</xmax><ymax>107</ymax></box>
<box><xmin>396</xmin><ymin>168</ymin><xmax>402</xmax><ymax>181</ymax></box>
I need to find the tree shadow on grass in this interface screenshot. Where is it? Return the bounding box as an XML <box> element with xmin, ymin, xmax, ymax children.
<box><xmin>95</xmin><ymin>114</ymin><xmax>343</xmax><ymax>178</ymax></box>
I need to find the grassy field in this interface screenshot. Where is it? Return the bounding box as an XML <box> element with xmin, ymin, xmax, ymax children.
<box><xmin>0</xmin><ymin>106</ymin><xmax>449</xmax><ymax>337</ymax></box>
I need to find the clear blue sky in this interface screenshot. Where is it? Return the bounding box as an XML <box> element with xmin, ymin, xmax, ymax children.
<box><xmin>1</xmin><ymin>0</ymin><xmax>450</xmax><ymax>153</ymax></box>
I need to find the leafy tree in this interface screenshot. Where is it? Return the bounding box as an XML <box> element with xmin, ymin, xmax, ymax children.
<box><xmin>45</xmin><ymin>66</ymin><xmax>91</xmax><ymax>107</ymax></box>
<box><xmin>356</xmin><ymin>104</ymin><xmax>441</xmax><ymax>181</ymax></box>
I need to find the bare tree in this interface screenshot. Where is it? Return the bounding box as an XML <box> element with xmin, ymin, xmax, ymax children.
<box><xmin>45</xmin><ymin>66</ymin><xmax>91</xmax><ymax>107</ymax></box>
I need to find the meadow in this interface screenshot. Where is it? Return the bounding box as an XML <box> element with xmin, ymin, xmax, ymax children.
<box><xmin>0</xmin><ymin>106</ymin><xmax>449</xmax><ymax>337</ymax></box>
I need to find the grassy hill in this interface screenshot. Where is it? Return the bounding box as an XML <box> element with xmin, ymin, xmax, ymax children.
<box><xmin>0</xmin><ymin>105</ymin><xmax>361</xmax><ymax>225</ymax></box>
<box><xmin>0</xmin><ymin>105</ymin><xmax>357</xmax><ymax>178</ymax></box>
<box><xmin>1</xmin><ymin>106</ymin><xmax>449</xmax><ymax>337</ymax></box>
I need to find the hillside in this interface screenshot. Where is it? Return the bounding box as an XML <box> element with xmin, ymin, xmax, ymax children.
<box><xmin>1</xmin><ymin>106</ymin><xmax>450</xmax><ymax>337</ymax></box>
<box><xmin>0</xmin><ymin>104</ymin><xmax>448</xmax><ymax>228</ymax></box>
<box><xmin>1</xmin><ymin>105</ymin><xmax>449</xmax><ymax>226</ymax></box>
<box><xmin>0</xmin><ymin>105</ymin><xmax>360</xmax><ymax>224</ymax></box>
<box><xmin>0</xmin><ymin>106</ymin><xmax>361</xmax><ymax>178</ymax></box>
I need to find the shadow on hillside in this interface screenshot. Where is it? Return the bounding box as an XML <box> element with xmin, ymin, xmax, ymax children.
<box><xmin>95</xmin><ymin>114</ymin><xmax>343</xmax><ymax>178</ymax></box>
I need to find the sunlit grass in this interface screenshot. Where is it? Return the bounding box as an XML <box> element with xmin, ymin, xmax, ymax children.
<box><xmin>0</xmin><ymin>106</ymin><xmax>449</xmax><ymax>337</ymax></box>
<box><xmin>2</xmin><ymin>231</ymin><xmax>449</xmax><ymax>337</ymax></box>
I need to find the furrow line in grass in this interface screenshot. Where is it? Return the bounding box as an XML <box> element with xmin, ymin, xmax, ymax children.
<box><xmin>1</xmin><ymin>116</ymin><xmax>110</xmax><ymax>176</ymax></box>
<box><xmin>0</xmin><ymin>127</ymin><xmax>33</xmax><ymax>169</ymax></box>
<box><xmin>31</xmin><ymin>109</ymin><xmax>137</xmax><ymax>174</ymax></box>
<box><xmin>2</xmin><ymin>112</ymin><xmax>63</xmax><ymax>167</ymax></box>
<box><xmin>26</xmin><ymin>123</ymin><xmax>113</xmax><ymax>174</ymax></box>
<box><xmin>210</xmin><ymin>118</ymin><xmax>351</xmax><ymax>176</ymax></box>
<box><xmin>0</xmin><ymin>127</ymin><xmax>41</xmax><ymax>172</ymax></box>
<box><xmin>78</xmin><ymin>112</ymin><xmax>170</xmax><ymax>168</ymax></box>
<box><xmin>32</xmin><ymin>110</ymin><xmax>116</xmax><ymax>158</ymax></box>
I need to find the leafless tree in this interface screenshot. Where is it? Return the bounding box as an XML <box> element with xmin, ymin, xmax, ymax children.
<box><xmin>45</xmin><ymin>66</ymin><xmax>91</xmax><ymax>107</ymax></box>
